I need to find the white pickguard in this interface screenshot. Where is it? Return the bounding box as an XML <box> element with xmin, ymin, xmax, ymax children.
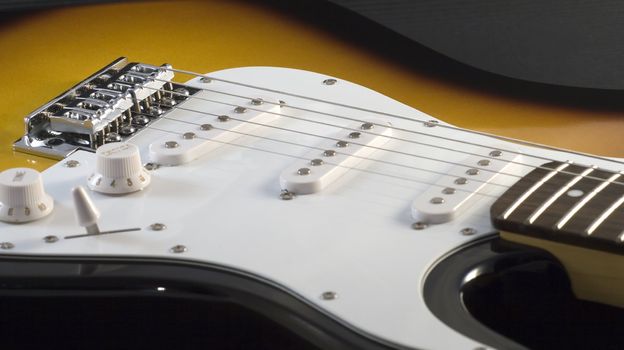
<box><xmin>1</xmin><ymin>67</ymin><xmax>621</xmax><ymax>349</ymax></box>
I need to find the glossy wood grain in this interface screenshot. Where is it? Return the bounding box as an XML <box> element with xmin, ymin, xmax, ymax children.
<box><xmin>1</xmin><ymin>0</ymin><xmax>622</xmax><ymax>172</ymax></box>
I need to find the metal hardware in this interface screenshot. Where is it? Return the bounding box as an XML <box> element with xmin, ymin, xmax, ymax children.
<box><xmin>170</xmin><ymin>245</ymin><xmax>187</xmax><ymax>253</ymax></box>
<box><xmin>144</xmin><ymin>162</ymin><xmax>159</xmax><ymax>171</ymax></box>
<box><xmin>164</xmin><ymin>141</ymin><xmax>179</xmax><ymax>149</ymax></box>
<box><xmin>233</xmin><ymin>106</ymin><xmax>247</xmax><ymax>113</ymax></box>
<box><xmin>105</xmin><ymin>132</ymin><xmax>122</xmax><ymax>143</ymax></box>
<box><xmin>310</xmin><ymin>159</ymin><xmax>324</xmax><ymax>166</ymax></box>
<box><xmin>430</xmin><ymin>197</ymin><xmax>445</xmax><ymax>204</ymax></box>
<box><xmin>200</xmin><ymin>123</ymin><xmax>213</xmax><ymax>131</ymax></box>
<box><xmin>297</xmin><ymin>168</ymin><xmax>311</xmax><ymax>175</ymax></box>
<box><xmin>150</xmin><ymin>223</ymin><xmax>166</xmax><ymax>231</ymax></box>
<box><xmin>411</xmin><ymin>222</ymin><xmax>428</xmax><ymax>230</ymax></box>
<box><xmin>442</xmin><ymin>187</ymin><xmax>456</xmax><ymax>195</ymax></box>
<box><xmin>133</xmin><ymin>115</ymin><xmax>150</xmax><ymax>126</ymax></box>
<box><xmin>466</xmin><ymin>168</ymin><xmax>479</xmax><ymax>176</ymax></box>
<box><xmin>454</xmin><ymin>177</ymin><xmax>468</xmax><ymax>185</ymax></box>
<box><xmin>200</xmin><ymin>76</ymin><xmax>212</xmax><ymax>83</ymax></box>
<box><xmin>64</xmin><ymin>160</ymin><xmax>80</xmax><ymax>168</ymax></box>
<box><xmin>460</xmin><ymin>227</ymin><xmax>477</xmax><ymax>236</ymax></box>
<box><xmin>217</xmin><ymin>115</ymin><xmax>230</xmax><ymax>122</ymax></box>
<box><xmin>348</xmin><ymin>132</ymin><xmax>361</xmax><ymax>139</ymax></box>
<box><xmin>322</xmin><ymin>79</ymin><xmax>337</xmax><ymax>85</ymax></box>
<box><xmin>489</xmin><ymin>150</ymin><xmax>503</xmax><ymax>157</ymax></box>
<box><xmin>251</xmin><ymin>98</ymin><xmax>264</xmax><ymax>105</ymax></box>
<box><xmin>43</xmin><ymin>235</ymin><xmax>59</xmax><ymax>243</ymax></box>
<box><xmin>279</xmin><ymin>190</ymin><xmax>295</xmax><ymax>200</ymax></box>
<box><xmin>323</xmin><ymin>150</ymin><xmax>336</xmax><ymax>157</ymax></box>
<box><xmin>119</xmin><ymin>125</ymin><xmax>137</xmax><ymax>136</ymax></box>
<box><xmin>360</xmin><ymin>122</ymin><xmax>374</xmax><ymax>130</ymax></box>
<box><xmin>321</xmin><ymin>291</ymin><xmax>338</xmax><ymax>300</ymax></box>
<box><xmin>336</xmin><ymin>140</ymin><xmax>349</xmax><ymax>148</ymax></box>
<box><xmin>183</xmin><ymin>132</ymin><xmax>196</xmax><ymax>140</ymax></box>
<box><xmin>477</xmin><ymin>159</ymin><xmax>490</xmax><ymax>166</ymax></box>
<box><xmin>0</xmin><ymin>242</ymin><xmax>14</xmax><ymax>250</ymax></box>
<box><xmin>424</xmin><ymin>120</ymin><xmax>439</xmax><ymax>127</ymax></box>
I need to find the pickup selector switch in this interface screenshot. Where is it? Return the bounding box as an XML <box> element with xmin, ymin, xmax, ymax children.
<box><xmin>0</xmin><ymin>168</ymin><xmax>54</xmax><ymax>223</ymax></box>
<box><xmin>87</xmin><ymin>142</ymin><xmax>151</xmax><ymax>194</ymax></box>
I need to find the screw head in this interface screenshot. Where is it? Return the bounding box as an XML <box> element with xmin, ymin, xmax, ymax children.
<box><xmin>173</xmin><ymin>87</ymin><xmax>190</xmax><ymax>97</ymax></box>
<box><xmin>336</xmin><ymin>140</ymin><xmax>349</xmax><ymax>148</ymax></box>
<box><xmin>233</xmin><ymin>106</ymin><xmax>247</xmax><ymax>114</ymax></box>
<box><xmin>164</xmin><ymin>141</ymin><xmax>179</xmax><ymax>149</ymax></box>
<box><xmin>161</xmin><ymin>97</ymin><xmax>176</xmax><ymax>107</ymax></box>
<box><xmin>64</xmin><ymin>160</ymin><xmax>80</xmax><ymax>168</ymax></box>
<box><xmin>105</xmin><ymin>132</ymin><xmax>122</xmax><ymax>143</ymax></box>
<box><xmin>424</xmin><ymin>120</ymin><xmax>439</xmax><ymax>127</ymax></box>
<box><xmin>489</xmin><ymin>150</ymin><xmax>502</xmax><ymax>157</ymax></box>
<box><xmin>430</xmin><ymin>197</ymin><xmax>445</xmax><ymax>204</ymax></box>
<box><xmin>200</xmin><ymin>123</ymin><xmax>213</xmax><ymax>131</ymax></box>
<box><xmin>466</xmin><ymin>168</ymin><xmax>480</xmax><ymax>176</ymax></box>
<box><xmin>442</xmin><ymin>187</ymin><xmax>456</xmax><ymax>195</ymax></box>
<box><xmin>321</xmin><ymin>291</ymin><xmax>338</xmax><ymax>300</ymax></box>
<box><xmin>133</xmin><ymin>115</ymin><xmax>150</xmax><ymax>126</ymax></box>
<box><xmin>144</xmin><ymin>162</ymin><xmax>159</xmax><ymax>171</ymax></box>
<box><xmin>323</xmin><ymin>150</ymin><xmax>336</xmax><ymax>157</ymax></box>
<box><xmin>217</xmin><ymin>115</ymin><xmax>230</xmax><ymax>122</ymax></box>
<box><xmin>348</xmin><ymin>132</ymin><xmax>361</xmax><ymax>139</ymax></box>
<box><xmin>150</xmin><ymin>223</ymin><xmax>167</xmax><ymax>231</ymax></box>
<box><xmin>200</xmin><ymin>76</ymin><xmax>212</xmax><ymax>83</ymax></box>
<box><xmin>322</xmin><ymin>78</ymin><xmax>337</xmax><ymax>85</ymax></box>
<box><xmin>297</xmin><ymin>168</ymin><xmax>311</xmax><ymax>176</ymax></box>
<box><xmin>360</xmin><ymin>122</ymin><xmax>374</xmax><ymax>130</ymax></box>
<box><xmin>279</xmin><ymin>190</ymin><xmax>295</xmax><ymax>200</ymax></box>
<box><xmin>477</xmin><ymin>159</ymin><xmax>491</xmax><ymax>166</ymax></box>
<box><xmin>170</xmin><ymin>245</ymin><xmax>187</xmax><ymax>253</ymax></box>
<box><xmin>455</xmin><ymin>177</ymin><xmax>468</xmax><ymax>185</ymax></box>
<box><xmin>148</xmin><ymin>106</ymin><xmax>163</xmax><ymax>116</ymax></box>
<box><xmin>183</xmin><ymin>132</ymin><xmax>196</xmax><ymax>140</ymax></box>
<box><xmin>250</xmin><ymin>98</ymin><xmax>264</xmax><ymax>105</ymax></box>
<box><xmin>310</xmin><ymin>159</ymin><xmax>324</xmax><ymax>166</ymax></box>
<box><xmin>0</xmin><ymin>242</ymin><xmax>14</xmax><ymax>250</ymax></box>
<box><xmin>461</xmin><ymin>227</ymin><xmax>477</xmax><ymax>236</ymax></box>
<box><xmin>119</xmin><ymin>125</ymin><xmax>137</xmax><ymax>136</ymax></box>
<box><xmin>43</xmin><ymin>235</ymin><xmax>59</xmax><ymax>243</ymax></box>
<box><xmin>411</xmin><ymin>222</ymin><xmax>428</xmax><ymax>230</ymax></box>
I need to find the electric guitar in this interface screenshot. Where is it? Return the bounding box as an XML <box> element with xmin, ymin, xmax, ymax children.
<box><xmin>1</xmin><ymin>2</ymin><xmax>623</xmax><ymax>350</ymax></box>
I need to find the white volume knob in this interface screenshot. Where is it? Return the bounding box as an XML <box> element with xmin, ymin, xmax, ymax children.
<box><xmin>0</xmin><ymin>168</ymin><xmax>54</xmax><ymax>223</ymax></box>
<box><xmin>87</xmin><ymin>142</ymin><xmax>151</xmax><ymax>194</ymax></box>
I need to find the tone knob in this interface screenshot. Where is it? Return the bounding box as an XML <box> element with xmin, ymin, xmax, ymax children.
<box><xmin>87</xmin><ymin>142</ymin><xmax>151</xmax><ymax>194</ymax></box>
<box><xmin>0</xmin><ymin>168</ymin><xmax>54</xmax><ymax>223</ymax></box>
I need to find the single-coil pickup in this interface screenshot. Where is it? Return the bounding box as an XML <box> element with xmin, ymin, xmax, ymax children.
<box><xmin>148</xmin><ymin>97</ymin><xmax>280</xmax><ymax>165</ymax></box>
<box><xmin>280</xmin><ymin>121</ymin><xmax>392</xmax><ymax>194</ymax></box>
<box><xmin>411</xmin><ymin>150</ymin><xmax>519</xmax><ymax>224</ymax></box>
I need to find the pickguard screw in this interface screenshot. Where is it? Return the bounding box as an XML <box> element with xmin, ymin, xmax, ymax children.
<box><xmin>411</xmin><ymin>222</ymin><xmax>428</xmax><ymax>230</ymax></box>
<box><xmin>489</xmin><ymin>150</ymin><xmax>502</xmax><ymax>157</ymax></box>
<box><xmin>430</xmin><ymin>197</ymin><xmax>445</xmax><ymax>204</ymax></box>
<box><xmin>183</xmin><ymin>132</ymin><xmax>196</xmax><ymax>140</ymax></box>
<box><xmin>442</xmin><ymin>187</ymin><xmax>456</xmax><ymax>195</ymax></box>
<box><xmin>323</xmin><ymin>150</ymin><xmax>336</xmax><ymax>157</ymax></box>
<box><xmin>279</xmin><ymin>190</ymin><xmax>295</xmax><ymax>200</ymax></box>
<box><xmin>279</xmin><ymin>100</ymin><xmax>287</xmax><ymax>107</ymax></box>
<box><xmin>360</xmin><ymin>122</ymin><xmax>374</xmax><ymax>130</ymax></box>
<box><xmin>321</xmin><ymin>291</ymin><xmax>338</xmax><ymax>300</ymax></box>
<box><xmin>64</xmin><ymin>160</ymin><xmax>80</xmax><ymax>168</ymax></box>
<box><xmin>233</xmin><ymin>106</ymin><xmax>247</xmax><ymax>114</ymax></box>
<box><xmin>251</xmin><ymin>98</ymin><xmax>264</xmax><ymax>105</ymax></box>
<box><xmin>424</xmin><ymin>120</ymin><xmax>439</xmax><ymax>127</ymax></box>
<box><xmin>200</xmin><ymin>77</ymin><xmax>212</xmax><ymax>83</ymax></box>
<box><xmin>200</xmin><ymin>123</ymin><xmax>213</xmax><ymax>131</ymax></box>
<box><xmin>466</xmin><ymin>168</ymin><xmax>479</xmax><ymax>176</ymax></box>
<box><xmin>144</xmin><ymin>162</ymin><xmax>159</xmax><ymax>171</ymax></box>
<box><xmin>461</xmin><ymin>228</ymin><xmax>477</xmax><ymax>236</ymax></box>
<box><xmin>310</xmin><ymin>159</ymin><xmax>324</xmax><ymax>166</ymax></box>
<box><xmin>477</xmin><ymin>159</ymin><xmax>490</xmax><ymax>166</ymax></box>
<box><xmin>455</xmin><ymin>177</ymin><xmax>468</xmax><ymax>185</ymax></box>
<box><xmin>322</xmin><ymin>79</ymin><xmax>337</xmax><ymax>85</ymax></box>
<box><xmin>297</xmin><ymin>168</ymin><xmax>311</xmax><ymax>176</ymax></box>
<box><xmin>336</xmin><ymin>140</ymin><xmax>349</xmax><ymax>148</ymax></box>
<box><xmin>217</xmin><ymin>115</ymin><xmax>230</xmax><ymax>122</ymax></box>
<box><xmin>150</xmin><ymin>223</ymin><xmax>167</xmax><ymax>231</ymax></box>
<box><xmin>164</xmin><ymin>141</ymin><xmax>179</xmax><ymax>149</ymax></box>
<box><xmin>170</xmin><ymin>245</ymin><xmax>187</xmax><ymax>253</ymax></box>
<box><xmin>0</xmin><ymin>242</ymin><xmax>14</xmax><ymax>250</ymax></box>
<box><xmin>43</xmin><ymin>235</ymin><xmax>59</xmax><ymax>243</ymax></box>
<box><xmin>348</xmin><ymin>132</ymin><xmax>361</xmax><ymax>139</ymax></box>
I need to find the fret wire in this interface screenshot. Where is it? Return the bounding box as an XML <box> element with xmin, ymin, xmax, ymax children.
<box><xmin>527</xmin><ymin>167</ymin><xmax>595</xmax><ymax>224</ymax></box>
<box><xmin>586</xmin><ymin>194</ymin><xmax>624</xmax><ymax>235</ymax></box>
<box><xmin>501</xmin><ymin>163</ymin><xmax>571</xmax><ymax>220</ymax></box>
<box><xmin>556</xmin><ymin>173</ymin><xmax>622</xmax><ymax>229</ymax></box>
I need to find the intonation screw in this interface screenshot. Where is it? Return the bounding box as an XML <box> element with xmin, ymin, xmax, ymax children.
<box><xmin>461</xmin><ymin>228</ymin><xmax>477</xmax><ymax>236</ymax></box>
<box><xmin>321</xmin><ymin>291</ymin><xmax>338</xmax><ymax>300</ymax></box>
<box><xmin>310</xmin><ymin>159</ymin><xmax>324</xmax><ymax>166</ymax></box>
<box><xmin>164</xmin><ymin>141</ymin><xmax>179</xmax><ymax>149</ymax></box>
<box><xmin>323</xmin><ymin>150</ymin><xmax>336</xmax><ymax>157</ymax></box>
<box><xmin>170</xmin><ymin>245</ymin><xmax>187</xmax><ymax>253</ymax></box>
<box><xmin>183</xmin><ymin>132</ymin><xmax>196</xmax><ymax>140</ymax></box>
<box><xmin>336</xmin><ymin>141</ymin><xmax>349</xmax><ymax>148</ymax></box>
<box><xmin>64</xmin><ymin>160</ymin><xmax>80</xmax><ymax>168</ymax></box>
<box><xmin>455</xmin><ymin>177</ymin><xmax>468</xmax><ymax>185</ymax></box>
<box><xmin>105</xmin><ymin>132</ymin><xmax>122</xmax><ymax>143</ymax></box>
<box><xmin>348</xmin><ymin>132</ymin><xmax>361</xmax><ymax>139</ymax></box>
<box><xmin>279</xmin><ymin>190</ymin><xmax>295</xmax><ymax>200</ymax></box>
<box><xmin>200</xmin><ymin>123</ymin><xmax>213</xmax><ymax>131</ymax></box>
<box><xmin>466</xmin><ymin>168</ymin><xmax>479</xmax><ymax>176</ymax></box>
<box><xmin>322</xmin><ymin>79</ymin><xmax>337</xmax><ymax>85</ymax></box>
<box><xmin>43</xmin><ymin>235</ymin><xmax>59</xmax><ymax>243</ymax></box>
<box><xmin>489</xmin><ymin>150</ymin><xmax>502</xmax><ymax>157</ymax></box>
<box><xmin>251</xmin><ymin>98</ymin><xmax>264</xmax><ymax>105</ymax></box>
<box><xmin>233</xmin><ymin>106</ymin><xmax>247</xmax><ymax>114</ymax></box>
<box><xmin>477</xmin><ymin>159</ymin><xmax>490</xmax><ymax>166</ymax></box>
<box><xmin>217</xmin><ymin>115</ymin><xmax>230</xmax><ymax>122</ymax></box>
<box><xmin>442</xmin><ymin>187</ymin><xmax>456</xmax><ymax>195</ymax></box>
<box><xmin>360</xmin><ymin>122</ymin><xmax>374</xmax><ymax>130</ymax></box>
<box><xmin>411</xmin><ymin>222</ymin><xmax>428</xmax><ymax>230</ymax></box>
<box><xmin>424</xmin><ymin>120</ymin><xmax>439</xmax><ymax>127</ymax></box>
<box><xmin>0</xmin><ymin>242</ymin><xmax>14</xmax><ymax>250</ymax></box>
<box><xmin>297</xmin><ymin>168</ymin><xmax>311</xmax><ymax>176</ymax></box>
<box><xmin>150</xmin><ymin>223</ymin><xmax>166</xmax><ymax>231</ymax></box>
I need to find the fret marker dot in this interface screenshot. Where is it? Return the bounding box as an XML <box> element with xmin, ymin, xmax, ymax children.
<box><xmin>567</xmin><ymin>189</ymin><xmax>584</xmax><ymax>198</ymax></box>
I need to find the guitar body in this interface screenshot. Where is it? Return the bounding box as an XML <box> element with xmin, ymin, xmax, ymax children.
<box><xmin>1</xmin><ymin>2</ymin><xmax>623</xmax><ymax>350</ymax></box>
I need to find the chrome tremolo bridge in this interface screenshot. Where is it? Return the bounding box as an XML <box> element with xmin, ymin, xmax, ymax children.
<box><xmin>13</xmin><ymin>57</ymin><xmax>199</xmax><ymax>159</ymax></box>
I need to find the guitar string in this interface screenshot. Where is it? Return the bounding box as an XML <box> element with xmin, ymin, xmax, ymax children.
<box><xmin>134</xmin><ymin>83</ymin><xmax>624</xmax><ymax>188</ymax></box>
<box><xmin>150</xmin><ymin>75</ymin><xmax>624</xmax><ymax>187</ymax></box>
<box><xmin>163</xmin><ymin>67</ymin><xmax>624</xmax><ymax>168</ymax></box>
